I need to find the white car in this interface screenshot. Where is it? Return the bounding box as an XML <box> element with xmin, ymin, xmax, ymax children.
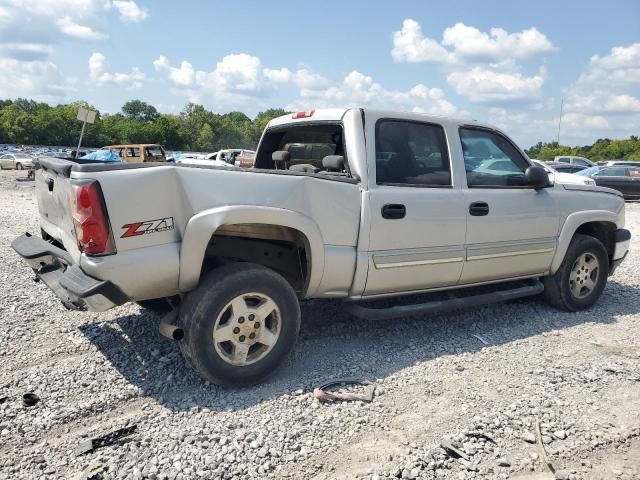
<box><xmin>532</xmin><ymin>160</ymin><xmax>596</xmax><ymax>186</ymax></box>
<box><xmin>0</xmin><ymin>153</ymin><xmax>34</xmax><ymax>170</ymax></box>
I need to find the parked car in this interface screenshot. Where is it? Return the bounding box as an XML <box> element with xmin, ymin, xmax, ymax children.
<box><xmin>12</xmin><ymin>108</ymin><xmax>631</xmax><ymax>385</ymax></box>
<box><xmin>531</xmin><ymin>160</ymin><xmax>596</xmax><ymax>186</ymax></box>
<box><xmin>546</xmin><ymin>162</ymin><xmax>588</xmax><ymax>174</ymax></box>
<box><xmin>211</xmin><ymin>149</ymin><xmax>256</xmax><ymax>167</ymax></box>
<box><xmin>102</xmin><ymin>144</ymin><xmax>167</xmax><ymax>163</ymax></box>
<box><xmin>601</xmin><ymin>160</ymin><xmax>640</xmax><ymax>168</ymax></box>
<box><xmin>0</xmin><ymin>153</ymin><xmax>34</xmax><ymax>170</ymax></box>
<box><xmin>554</xmin><ymin>155</ymin><xmax>596</xmax><ymax>167</ymax></box>
<box><xmin>576</xmin><ymin>165</ymin><xmax>640</xmax><ymax>200</ymax></box>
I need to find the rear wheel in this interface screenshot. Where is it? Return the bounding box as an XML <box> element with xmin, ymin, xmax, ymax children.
<box><xmin>179</xmin><ymin>262</ymin><xmax>300</xmax><ymax>385</ymax></box>
<box><xmin>542</xmin><ymin>234</ymin><xmax>608</xmax><ymax>311</ymax></box>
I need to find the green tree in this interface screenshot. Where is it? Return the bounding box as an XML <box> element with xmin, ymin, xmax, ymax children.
<box><xmin>122</xmin><ymin>100</ymin><xmax>159</xmax><ymax>123</ymax></box>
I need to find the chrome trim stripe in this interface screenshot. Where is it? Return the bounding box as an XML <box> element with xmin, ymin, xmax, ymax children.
<box><xmin>375</xmin><ymin>257</ymin><xmax>464</xmax><ymax>269</ymax></box>
<box><xmin>467</xmin><ymin>247</ymin><xmax>554</xmax><ymax>261</ymax></box>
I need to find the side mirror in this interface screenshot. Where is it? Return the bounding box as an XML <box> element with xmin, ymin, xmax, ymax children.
<box><xmin>524</xmin><ymin>165</ymin><xmax>551</xmax><ymax>189</ymax></box>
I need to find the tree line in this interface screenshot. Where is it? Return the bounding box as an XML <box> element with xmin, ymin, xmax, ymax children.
<box><xmin>525</xmin><ymin>138</ymin><xmax>640</xmax><ymax>161</ymax></box>
<box><xmin>1</xmin><ymin>98</ymin><xmax>639</xmax><ymax>159</ymax></box>
<box><xmin>0</xmin><ymin>98</ymin><xmax>287</xmax><ymax>151</ymax></box>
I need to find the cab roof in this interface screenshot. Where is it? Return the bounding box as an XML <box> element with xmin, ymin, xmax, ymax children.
<box><xmin>267</xmin><ymin>107</ymin><xmax>496</xmax><ymax>131</ymax></box>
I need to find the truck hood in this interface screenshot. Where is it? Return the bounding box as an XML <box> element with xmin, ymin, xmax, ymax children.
<box><xmin>562</xmin><ymin>183</ymin><xmax>623</xmax><ymax>197</ymax></box>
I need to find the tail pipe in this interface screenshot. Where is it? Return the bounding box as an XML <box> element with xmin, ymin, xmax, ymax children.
<box><xmin>159</xmin><ymin>311</ymin><xmax>184</xmax><ymax>341</ymax></box>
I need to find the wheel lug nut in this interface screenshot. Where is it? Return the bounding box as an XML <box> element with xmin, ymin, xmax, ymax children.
<box><xmin>254</xmin><ymin>322</ymin><xmax>260</xmax><ymax>329</ymax></box>
<box><xmin>249</xmin><ymin>333</ymin><xmax>256</xmax><ymax>339</ymax></box>
<box><xmin>238</xmin><ymin>317</ymin><xmax>245</xmax><ymax>324</ymax></box>
<box><xmin>248</xmin><ymin>314</ymin><xmax>255</xmax><ymax>321</ymax></box>
<box><xmin>239</xmin><ymin>335</ymin><xmax>246</xmax><ymax>342</ymax></box>
<box><xmin>233</xmin><ymin>327</ymin><xmax>240</xmax><ymax>334</ymax></box>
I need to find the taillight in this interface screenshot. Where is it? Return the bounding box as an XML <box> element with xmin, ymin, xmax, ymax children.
<box><xmin>70</xmin><ymin>180</ymin><xmax>115</xmax><ymax>255</ymax></box>
<box><xmin>292</xmin><ymin>110</ymin><xmax>314</xmax><ymax>119</ymax></box>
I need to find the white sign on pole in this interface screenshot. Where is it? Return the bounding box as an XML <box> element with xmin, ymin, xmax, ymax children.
<box><xmin>76</xmin><ymin>107</ymin><xmax>97</xmax><ymax>155</ymax></box>
<box><xmin>77</xmin><ymin>107</ymin><xmax>96</xmax><ymax>124</ymax></box>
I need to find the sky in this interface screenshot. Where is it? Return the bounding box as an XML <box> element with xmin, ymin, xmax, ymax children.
<box><xmin>0</xmin><ymin>0</ymin><xmax>639</xmax><ymax>148</ymax></box>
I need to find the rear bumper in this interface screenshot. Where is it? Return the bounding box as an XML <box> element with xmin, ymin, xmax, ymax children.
<box><xmin>11</xmin><ymin>233</ymin><xmax>128</xmax><ymax>311</ymax></box>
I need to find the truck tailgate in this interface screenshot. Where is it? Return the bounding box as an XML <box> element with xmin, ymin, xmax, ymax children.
<box><xmin>35</xmin><ymin>157</ymin><xmax>81</xmax><ymax>261</ymax></box>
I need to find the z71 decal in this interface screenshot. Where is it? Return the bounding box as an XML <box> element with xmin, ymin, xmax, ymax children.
<box><xmin>121</xmin><ymin>217</ymin><xmax>175</xmax><ymax>238</ymax></box>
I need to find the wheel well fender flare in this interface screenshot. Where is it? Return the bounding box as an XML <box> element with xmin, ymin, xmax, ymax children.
<box><xmin>550</xmin><ymin>210</ymin><xmax>621</xmax><ymax>273</ymax></box>
<box><xmin>179</xmin><ymin>206</ymin><xmax>325</xmax><ymax>296</ymax></box>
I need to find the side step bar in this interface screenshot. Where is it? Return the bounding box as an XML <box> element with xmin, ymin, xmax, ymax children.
<box><xmin>346</xmin><ymin>280</ymin><xmax>544</xmax><ymax>321</ymax></box>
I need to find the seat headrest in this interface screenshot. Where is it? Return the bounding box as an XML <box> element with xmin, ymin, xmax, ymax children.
<box><xmin>289</xmin><ymin>163</ymin><xmax>319</xmax><ymax>174</ymax></box>
<box><xmin>322</xmin><ymin>155</ymin><xmax>345</xmax><ymax>171</ymax></box>
<box><xmin>272</xmin><ymin>151</ymin><xmax>290</xmax><ymax>163</ymax></box>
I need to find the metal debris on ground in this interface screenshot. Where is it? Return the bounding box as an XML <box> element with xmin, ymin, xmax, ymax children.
<box><xmin>471</xmin><ymin>333</ymin><xmax>489</xmax><ymax>345</ymax></box>
<box><xmin>313</xmin><ymin>379</ymin><xmax>375</xmax><ymax>402</ymax></box>
<box><xmin>74</xmin><ymin>425</ymin><xmax>138</xmax><ymax>456</ymax></box>
<box><xmin>535</xmin><ymin>416</ymin><xmax>555</xmax><ymax>474</ymax></box>
<box><xmin>76</xmin><ymin>462</ymin><xmax>104</xmax><ymax>480</ymax></box>
<box><xmin>439</xmin><ymin>438</ymin><xmax>470</xmax><ymax>461</ymax></box>
<box><xmin>465</xmin><ymin>431</ymin><xmax>497</xmax><ymax>444</ymax></box>
<box><xmin>22</xmin><ymin>392</ymin><xmax>40</xmax><ymax>407</ymax></box>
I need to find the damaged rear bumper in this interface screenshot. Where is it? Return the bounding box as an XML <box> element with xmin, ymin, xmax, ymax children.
<box><xmin>11</xmin><ymin>233</ymin><xmax>128</xmax><ymax>311</ymax></box>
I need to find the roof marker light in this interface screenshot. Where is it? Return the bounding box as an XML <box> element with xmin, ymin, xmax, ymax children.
<box><xmin>292</xmin><ymin>110</ymin><xmax>314</xmax><ymax>119</ymax></box>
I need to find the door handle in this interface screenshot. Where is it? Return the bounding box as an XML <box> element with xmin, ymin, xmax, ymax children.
<box><xmin>381</xmin><ymin>204</ymin><xmax>406</xmax><ymax>219</ymax></box>
<box><xmin>469</xmin><ymin>202</ymin><xmax>489</xmax><ymax>216</ymax></box>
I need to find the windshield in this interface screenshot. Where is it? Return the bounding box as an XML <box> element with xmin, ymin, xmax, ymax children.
<box><xmin>576</xmin><ymin>166</ymin><xmax>600</xmax><ymax>177</ymax></box>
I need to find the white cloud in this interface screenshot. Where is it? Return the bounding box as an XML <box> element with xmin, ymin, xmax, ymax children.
<box><xmin>263</xmin><ymin>67</ymin><xmax>292</xmax><ymax>84</ymax></box>
<box><xmin>292</xmin><ymin>70</ymin><xmax>460</xmax><ymax>116</ymax></box>
<box><xmin>110</xmin><ymin>0</ymin><xmax>148</xmax><ymax>23</ymax></box>
<box><xmin>0</xmin><ymin>57</ymin><xmax>75</xmax><ymax>102</ymax></box>
<box><xmin>57</xmin><ymin>16</ymin><xmax>107</xmax><ymax>39</ymax></box>
<box><xmin>392</xmin><ymin>19</ymin><xmax>449</xmax><ymax>63</ymax></box>
<box><xmin>577</xmin><ymin>43</ymin><xmax>640</xmax><ymax>86</ymax></box>
<box><xmin>89</xmin><ymin>52</ymin><xmax>145</xmax><ymax>88</ymax></box>
<box><xmin>392</xmin><ymin>19</ymin><xmax>555</xmax><ymax>65</ymax></box>
<box><xmin>442</xmin><ymin>23</ymin><xmax>555</xmax><ymax>62</ymax></box>
<box><xmin>0</xmin><ymin>43</ymin><xmax>53</xmax><ymax>61</ymax></box>
<box><xmin>447</xmin><ymin>67</ymin><xmax>546</xmax><ymax>103</ymax></box>
<box><xmin>154</xmin><ymin>53</ymin><xmax>331</xmax><ymax>111</ymax></box>
<box><xmin>292</xmin><ymin>68</ymin><xmax>330</xmax><ymax>89</ymax></box>
<box><xmin>567</xmin><ymin>91</ymin><xmax>640</xmax><ymax>115</ymax></box>
<box><xmin>561</xmin><ymin>42</ymin><xmax>640</xmax><ymax>142</ymax></box>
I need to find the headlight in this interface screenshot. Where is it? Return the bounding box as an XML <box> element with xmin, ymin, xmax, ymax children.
<box><xmin>583</xmin><ymin>178</ymin><xmax>596</xmax><ymax>186</ymax></box>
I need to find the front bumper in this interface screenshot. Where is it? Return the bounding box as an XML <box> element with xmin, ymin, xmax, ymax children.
<box><xmin>11</xmin><ymin>233</ymin><xmax>128</xmax><ymax>311</ymax></box>
<box><xmin>609</xmin><ymin>229</ymin><xmax>631</xmax><ymax>276</ymax></box>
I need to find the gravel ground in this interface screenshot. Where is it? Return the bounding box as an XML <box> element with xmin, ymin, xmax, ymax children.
<box><xmin>0</xmin><ymin>169</ymin><xmax>639</xmax><ymax>480</ymax></box>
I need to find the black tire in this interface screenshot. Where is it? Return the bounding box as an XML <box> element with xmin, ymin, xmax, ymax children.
<box><xmin>179</xmin><ymin>262</ymin><xmax>301</xmax><ymax>385</ymax></box>
<box><xmin>542</xmin><ymin>234</ymin><xmax>608</xmax><ymax>311</ymax></box>
<box><xmin>15</xmin><ymin>163</ymin><xmax>23</xmax><ymax>170</ymax></box>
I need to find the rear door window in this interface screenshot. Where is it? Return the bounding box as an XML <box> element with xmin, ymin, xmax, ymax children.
<box><xmin>375</xmin><ymin>119</ymin><xmax>451</xmax><ymax>186</ymax></box>
<box><xmin>558</xmin><ymin>157</ymin><xmax>570</xmax><ymax>163</ymax></box>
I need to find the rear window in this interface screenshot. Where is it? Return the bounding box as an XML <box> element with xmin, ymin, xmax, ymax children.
<box><xmin>255</xmin><ymin>123</ymin><xmax>346</xmax><ymax>171</ymax></box>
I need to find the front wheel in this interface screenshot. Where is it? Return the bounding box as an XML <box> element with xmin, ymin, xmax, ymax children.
<box><xmin>179</xmin><ymin>262</ymin><xmax>301</xmax><ymax>385</ymax></box>
<box><xmin>542</xmin><ymin>234</ymin><xmax>608</xmax><ymax>311</ymax></box>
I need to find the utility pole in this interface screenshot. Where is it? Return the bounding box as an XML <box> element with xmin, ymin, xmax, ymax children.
<box><xmin>556</xmin><ymin>97</ymin><xmax>564</xmax><ymax>145</ymax></box>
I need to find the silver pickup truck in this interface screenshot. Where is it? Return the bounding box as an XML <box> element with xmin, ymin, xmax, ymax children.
<box><xmin>13</xmin><ymin>108</ymin><xmax>631</xmax><ymax>385</ymax></box>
